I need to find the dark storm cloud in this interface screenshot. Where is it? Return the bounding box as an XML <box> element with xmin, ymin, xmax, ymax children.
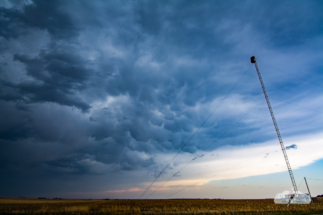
<box><xmin>0</xmin><ymin>0</ymin><xmax>322</xmax><ymax>198</ymax></box>
<box><xmin>0</xmin><ymin>0</ymin><xmax>78</xmax><ymax>40</ymax></box>
<box><xmin>0</xmin><ymin>0</ymin><xmax>89</xmax><ymax>111</ymax></box>
<box><xmin>0</xmin><ymin>101</ymin><xmax>32</xmax><ymax>140</ymax></box>
<box><xmin>13</xmin><ymin>50</ymin><xmax>91</xmax><ymax>111</ymax></box>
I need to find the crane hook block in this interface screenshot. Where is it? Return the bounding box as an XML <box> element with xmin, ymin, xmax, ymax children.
<box><xmin>250</xmin><ymin>56</ymin><xmax>256</xmax><ymax>63</ymax></box>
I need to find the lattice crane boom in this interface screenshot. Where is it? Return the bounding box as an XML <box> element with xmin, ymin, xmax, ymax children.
<box><xmin>251</xmin><ymin>56</ymin><xmax>298</xmax><ymax>194</ymax></box>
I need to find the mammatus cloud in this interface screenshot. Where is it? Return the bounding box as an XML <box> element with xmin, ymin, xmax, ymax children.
<box><xmin>0</xmin><ymin>0</ymin><xmax>322</xmax><ymax>198</ymax></box>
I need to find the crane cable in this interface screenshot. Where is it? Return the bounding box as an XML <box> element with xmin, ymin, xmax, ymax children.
<box><xmin>257</xmin><ymin>60</ymin><xmax>323</xmax><ymax>88</ymax></box>
<box><xmin>146</xmin><ymin>100</ymin><xmax>261</xmax><ymax>199</ymax></box>
<box><xmin>220</xmin><ymin>105</ymin><xmax>263</xmax><ymax>199</ymax></box>
<box><xmin>222</xmin><ymin>155</ymin><xmax>268</xmax><ymax>199</ymax></box>
<box><xmin>139</xmin><ymin>71</ymin><xmax>250</xmax><ymax>199</ymax></box>
<box><xmin>219</xmin><ymin>65</ymin><xmax>254</xmax><ymax>199</ymax></box>
<box><xmin>160</xmin><ymin>100</ymin><xmax>262</xmax><ymax>199</ymax></box>
<box><xmin>165</xmin><ymin>147</ymin><xmax>271</xmax><ymax>199</ymax></box>
<box><xmin>146</xmin><ymin>68</ymin><xmax>255</xmax><ymax>199</ymax></box>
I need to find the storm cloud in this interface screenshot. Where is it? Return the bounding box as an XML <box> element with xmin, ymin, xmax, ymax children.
<box><xmin>0</xmin><ymin>0</ymin><xmax>322</xmax><ymax>198</ymax></box>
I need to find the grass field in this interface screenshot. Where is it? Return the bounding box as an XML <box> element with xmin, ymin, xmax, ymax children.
<box><xmin>0</xmin><ymin>197</ymin><xmax>322</xmax><ymax>215</ymax></box>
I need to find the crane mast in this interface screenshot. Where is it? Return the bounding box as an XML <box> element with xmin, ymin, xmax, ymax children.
<box><xmin>251</xmin><ymin>56</ymin><xmax>298</xmax><ymax>194</ymax></box>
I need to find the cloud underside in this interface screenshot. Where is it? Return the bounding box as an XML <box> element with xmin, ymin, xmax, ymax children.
<box><xmin>0</xmin><ymin>0</ymin><xmax>322</xmax><ymax>198</ymax></box>
<box><xmin>140</xmin><ymin>133</ymin><xmax>323</xmax><ymax>198</ymax></box>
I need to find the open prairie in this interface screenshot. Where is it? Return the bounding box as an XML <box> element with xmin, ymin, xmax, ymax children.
<box><xmin>0</xmin><ymin>198</ymin><xmax>322</xmax><ymax>215</ymax></box>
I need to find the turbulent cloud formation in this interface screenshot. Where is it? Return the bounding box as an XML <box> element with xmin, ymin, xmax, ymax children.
<box><xmin>0</xmin><ymin>0</ymin><xmax>322</xmax><ymax>198</ymax></box>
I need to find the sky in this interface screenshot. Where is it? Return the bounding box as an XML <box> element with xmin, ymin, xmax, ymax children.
<box><xmin>0</xmin><ymin>0</ymin><xmax>323</xmax><ymax>199</ymax></box>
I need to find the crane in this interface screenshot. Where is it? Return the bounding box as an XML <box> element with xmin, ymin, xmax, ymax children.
<box><xmin>251</xmin><ymin>56</ymin><xmax>298</xmax><ymax>197</ymax></box>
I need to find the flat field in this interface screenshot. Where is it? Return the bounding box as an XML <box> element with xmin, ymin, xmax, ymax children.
<box><xmin>0</xmin><ymin>198</ymin><xmax>323</xmax><ymax>215</ymax></box>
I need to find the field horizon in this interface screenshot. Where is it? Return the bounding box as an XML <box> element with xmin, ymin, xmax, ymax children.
<box><xmin>0</xmin><ymin>197</ymin><xmax>322</xmax><ymax>215</ymax></box>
